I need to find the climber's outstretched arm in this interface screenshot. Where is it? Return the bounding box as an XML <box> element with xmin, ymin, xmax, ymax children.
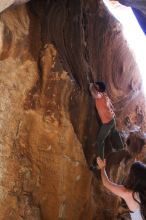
<box><xmin>89</xmin><ymin>83</ymin><xmax>102</xmax><ymax>99</ymax></box>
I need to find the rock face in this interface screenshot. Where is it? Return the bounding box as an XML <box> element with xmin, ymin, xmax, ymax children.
<box><xmin>0</xmin><ymin>0</ymin><xmax>146</xmax><ymax>220</ymax></box>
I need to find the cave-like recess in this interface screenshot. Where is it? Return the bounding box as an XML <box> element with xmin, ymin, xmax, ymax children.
<box><xmin>0</xmin><ymin>0</ymin><xmax>145</xmax><ymax>219</ymax></box>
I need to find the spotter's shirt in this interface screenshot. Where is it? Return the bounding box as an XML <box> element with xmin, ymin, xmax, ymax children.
<box><xmin>130</xmin><ymin>210</ymin><xmax>144</xmax><ymax>220</ymax></box>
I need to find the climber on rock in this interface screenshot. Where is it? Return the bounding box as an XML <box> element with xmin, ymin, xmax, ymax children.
<box><xmin>89</xmin><ymin>81</ymin><xmax>124</xmax><ymax>170</ymax></box>
<box><xmin>97</xmin><ymin>157</ymin><xmax>146</xmax><ymax>220</ymax></box>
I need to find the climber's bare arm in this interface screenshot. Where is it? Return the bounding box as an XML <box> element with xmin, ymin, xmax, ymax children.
<box><xmin>109</xmin><ymin>100</ymin><xmax>115</xmax><ymax>111</ymax></box>
<box><xmin>89</xmin><ymin>83</ymin><xmax>101</xmax><ymax>99</ymax></box>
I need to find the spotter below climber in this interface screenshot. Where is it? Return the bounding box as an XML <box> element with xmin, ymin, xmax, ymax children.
<box><xmin>97</xmin><ymin>157</ymin><xmax>145</xmax><ymax>220</ymax></box>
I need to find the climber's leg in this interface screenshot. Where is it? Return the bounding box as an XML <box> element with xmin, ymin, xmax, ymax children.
<box><xmin>96</xmin><ymin>119</ymin><xmax>115</xmax><ymax>159</ymax></box>
<box><xmin>110</xmin><ymin>118</ymin><xmax>124</xmax><ymax>150</ymax></box>
<box><xmin>90</xmin><ymin>119</ymin><xmax>114</xmax><ymax>171</ymax></box>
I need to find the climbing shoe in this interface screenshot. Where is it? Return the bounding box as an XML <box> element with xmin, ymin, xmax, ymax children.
<box><xmin>89</xmin><ymin>158</ymin><xmax>98</xmax><ymax>171</ymax></box>
<box><xmin>90</xmin><ymin>164</ymin><xmax>97</xmax><ymax>171</ymax></box>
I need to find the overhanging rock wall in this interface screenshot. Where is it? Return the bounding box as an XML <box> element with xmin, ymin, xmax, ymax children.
<box><xmin>0</xmin><ymin>0</ymin><xmax>145</xmax><ymax>219</ymax></box>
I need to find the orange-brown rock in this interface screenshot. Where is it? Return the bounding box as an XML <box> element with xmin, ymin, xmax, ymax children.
<box><xmin>0</xmin><ymin>0</ymin><xmax>145</xmax><ymax>219</ymax></box>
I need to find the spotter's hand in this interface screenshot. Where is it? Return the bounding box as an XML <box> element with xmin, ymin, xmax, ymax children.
<box><xmin>97</xmin><ymin>157</ymin><xmax>106</xmax><ymax>169</ymax></box>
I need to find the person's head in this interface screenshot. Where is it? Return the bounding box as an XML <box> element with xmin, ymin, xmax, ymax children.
<box><xmin>124</xmin><ymin>161</ymin><xmax>146</xmax><ymax>218</ymax></box>
<box><xmin>93</xmin><ymin>81</ymin><xmax>106</xmax><ymax>93</ymax></box>
<box><xmin>124</xmin><ymin>161</ymin><xmax>146</xmax><ymax>192</ymax></box>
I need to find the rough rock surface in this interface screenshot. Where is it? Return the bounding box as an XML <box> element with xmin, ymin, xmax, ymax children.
<box><xmin>0</xmin><ymin>0</ymin><xmax>146</xmax><ymax>220</ymax></box>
